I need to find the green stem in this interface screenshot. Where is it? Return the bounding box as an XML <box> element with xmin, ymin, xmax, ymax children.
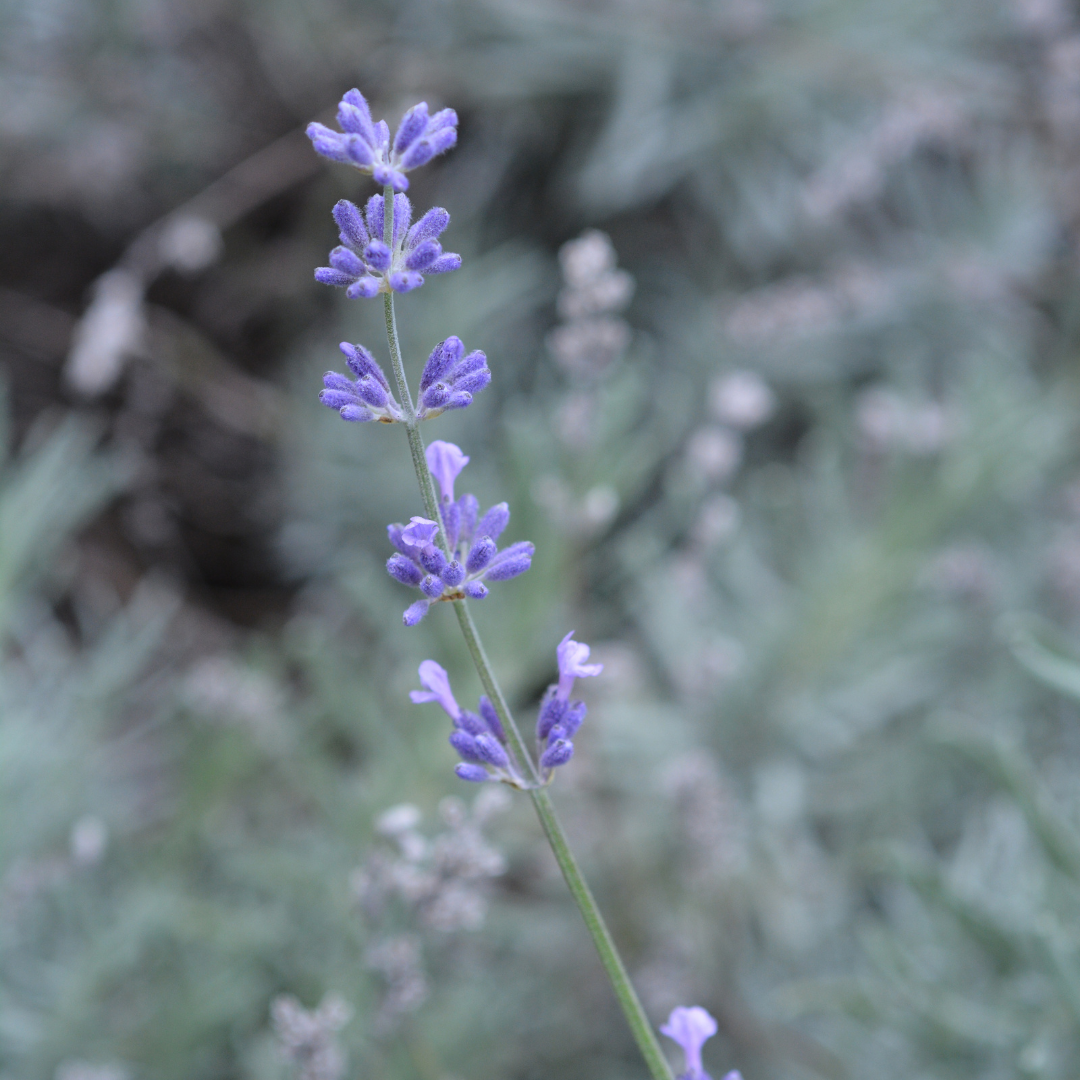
<box><xmin>383</xmin><ymin>186</ymin><xmax>443</xmax><ymax>541</ymax></box>
<box><xmin>454</xmin><ymin>601</ymin><xmax>674</xmax><ymax>1080</ymax></box>
<box><xmin>380</xmin><ymin>184</ymin><xmax>672</xmax><ymax>1080</ymax></box>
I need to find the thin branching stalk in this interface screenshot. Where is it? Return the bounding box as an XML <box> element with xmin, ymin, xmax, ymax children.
<box><xmin>380</xmin><ymin>185</ymin><xmax>673</xmax><ymax>1080</ymax></box>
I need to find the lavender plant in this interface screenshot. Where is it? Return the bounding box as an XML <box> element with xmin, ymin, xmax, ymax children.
<box><xmin>307</xmin><ymin>90</ymin><xmax>739</xmax><ymax>1080</ymax></box>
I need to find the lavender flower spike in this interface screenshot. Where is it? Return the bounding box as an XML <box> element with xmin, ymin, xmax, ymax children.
<box><xmin>534</xmin><ymin>632</ymin><xmax>601</xmax><ymax>781</ymax></box>
<box><xmin>319</xmin><ymin>342</ymin><xmax>404</xmax><ymax>423</ymax></box>
<box><xmin>410</xmin><ymin>661</ymin><xmax>525</xmax><ymax>786</ymax></box>
<box><xmin>660</xmin><ymin>1007</ymin><xmax>721</xmax><ymax>1080</ymax></box>
<box><xmin>306</xmin><ymin>88</ymin><xmax>458</xmax><ymax>192</ymax></box>
<box><xmin>556</xmin><ymin>631</ymin><xmax>604</xmax><ymax>701</ymax></box>
<box><xmin>385</xmin><ymin>446</ymin><xmax>534</xmax><ymax>624</ymax></box>
<box><xmin>416</xmin><ymin>337</ymin><xmax>492</xmax><ymax>419</ymax></box>
<box><xmin>314</xmin><ymin>194</ymin><xmax>461</xmax><ymax>298</ymax></box>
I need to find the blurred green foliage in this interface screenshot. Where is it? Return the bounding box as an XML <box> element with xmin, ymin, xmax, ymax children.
<box><xmin>5</xmin><ymin>0</ymin><xmax>1080</xmax><ymax>1078</ymax></box>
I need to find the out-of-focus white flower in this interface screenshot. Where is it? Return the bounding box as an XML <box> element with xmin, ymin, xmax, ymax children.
<box><xmin>709</xmin><ymin>370</ymin><xmax>776</xmax><ymax>430</ymax></box>
<box><xmin>157</xmin><ymin>214</ymin><xmax>223</xmax><ymax>274</ymax></box>
<box><xmin>69</xmin><ymin>816</ymin><xmax>108</xmax><ymax>866</ymax></box>
<box><xmin>65</xmin><ymin>269</ymin><xmax>145</xmax><ymax>396</ymax></box>
<box><xmin>271</xmin><ymin>994</ymin><xmax>352</xmax><ymax>1080</ymax></box>
<box><xmin>691</xmin><ymin>494</ymin><xmax>741</xmax><ymax>547</ymax></box>
<box><xmin>686</xmin><ymin>426</ymin><xmax>743</xmax><ymax>482</ymax></box>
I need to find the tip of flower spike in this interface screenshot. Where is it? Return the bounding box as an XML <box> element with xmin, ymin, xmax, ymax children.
<box><xmin>455</xmin><ymin>763</ymin><xmax>490</xmax><ymax>783</ymax></box>
<box><xmin>660</xmin><ymin>1006</ymin><xmax>718</xmax><ymax>1080</ymax></box>
<box><xmin>540</xmin><ymin>738</ymin><xmax>573</xmax><ymax>770</ymax></box>
<box><xmin>403</xmin><ymin>600</ymin><xmax>430</xmax><ymax>626</ymax></box>
<box><xmin>426</xmin><ymin>440</ymin><xmax>470</xmax><ymax>503</ymax></box>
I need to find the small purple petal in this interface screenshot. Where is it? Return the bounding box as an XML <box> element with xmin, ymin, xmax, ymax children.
<box><xmin>389</xmin><ymin>271</ymin><xmax>424</xmax><ymax>293</ymax></box>
<box><xmin>401</xmin><ymin>517</ymin><xmax>440</xmax><ymax>548</ymax></box>
<box><xmin>365</xmin><ymin>195</ymin><xmax>384</xmax><ymax>242</ymax></box>
<box><xmin>403</xmin><ymin>600</ymin><xmax>429</xmax><ymax>625</ymax></box>
<box><xmin>556</xmin><ymin>632</ymin><xmax>603</xmax><ymax>701</ymax></box>
<box><xmin>563</xmin><ymin>700</ymin><xmax>587</xmax><ymax>738</ymax></box>
<box><xmin>427</xmin><ymin>108</ymin><xmax>458</xmax><ymax>133</ymax></box>
<box><xmin>393</xmin><ymin>102</ymin><xmax>429</xmax><ymax>154</ymax></box>
<box><xmin>306</xmin><ymin>123</ymin><xmax>352</xmax><ymax>163</ymax></box>
<box><xmin>387</xmin><ymin>553</ymin><xmax>422</xmax><ymax>587</ymax></box>
<box><xmin>453</xmin><ymin>369</ymin><xmax>491</xmax><ymax>395</ymax></box>
<box><xmin>420</xmin><ymin>383</ymin><xmax>450</xmax><ymax>411</ymax></box>
<box><xmin>419</xmin><ymin>339</ymin><xmax>451</xmax><ymax>391</ymax></box>
<box><xmin>451</xmin><ymin>350</ymin><xmax>488</xmax><ymax>377</ymax></box>
<box><xmin>333</xmin><ymin>200</ymin><xmax>370</xmax><ymax>250</ymax></box>
<box><xmin>339</xmin><ymin>343</ymin><xmax>389</xmax><ymax>389</ymax></box>
<box><xmin>319</xmin><ymin>389</ymin><xmax>356</xmax><ymax>410</ymax></box>
<box><xmin>356</xmin><ymin>375</ymin><xmax>388</xmax><ymax>409</ymax></box>
<box><xmin>426</xmin><ymin>440</ymin><xmax>470</xmax><ymax>503</ymax></box>
<box><xmin>449</xmin><ymin>729</ymin><xmax>483</xmax><ymax>763</ymax></box>
<box><xmin>441</xmin><ymin>500</ymin><xmax>461</xmax><ymax>550</ymax></box>
<box><xmin>329</xmin><ymin>246</ymin><xmax>366</xmax><ymax>276</ymax></box>
<box><xmin>466</xmin><ymin>536</ymin><xmax>497</xmax><ymax>574</ymax></box>
<box><xmin>322</xmin><ymin>371</ymin><xmax>354</xmax><ymax>392</ymax></box>
<box><xmin>473</xmin><ymin>732</ymin><xmax>510</xmax><ymax>769</ymax></box>
<box><xmin>426</xmin><ymin>253</ymin><xmax>461</xmax><ymax>274</ymax></box>
<box><xmin>455</xmin><ymin>709</ymin><xmax>487</xmax><ymax>736</ymax></box>
<box><xmin>405</xmin><ymin>240</ymin><xmax>441</xmax><ymax>271</ymax></box>
<box><xmin>455</xmin><ymin>763</ymin><xmax>490</xmax><ymax>783</ymax></box>
<box><xmin>406</xmin><ymin>208</ymin><xmax>451</xmax><ymax>249</ymax></box>
<box><xmin>402</xmin><ymin>140</ymin><xmax>435</xmax><ymax>169</ymax></box>
<box><xmin>364</xmin><ymin>240</ymin><xmax>391</xmax><ymax>272</ymax></box>
<box><xmin>374</xmin><ymin>119</ymin><xmax>390</xmax><ymax>152</ymax></box>
<box><xmin>464</xmin><ymin>581</ymin><xmax>488</xmax><ymax>599</ymax></box>
<box><xmin>476</xmin><ymin>503</ymin><xmax>509</xmax><ymax>542</ymax></box>
<box><xmin>387</xmin><ymin>523</ymin><xmax>407</xmax><ymax>554</ymax></box>
<box><xmin>345</xmin><ymin>136</ymin><xmax>374</xmax><ymax>167</ymax></box>
<box><xmin>420</xmin><ymin>546</ymin><xmax>449</xmax><ymax>576</ymax></box>
<box><xmin>315</xmin><ymin>267</ymin><xmax>354</xmax><ymax>288</ymax></box>
<box><xmin>484</xmin><ymin>542</ymin><xmax>534</xmax><ymax>581</ymax></box>
<box><xmin>458</xmin><ymin>495</ymin><xmax>479</xmax><ymax>541</ymax></box>
<box><xmin>478</xmin><ymin>696</ymin><xmax>505</xmax><ymax>742</ymax></box>
<box><xmin>346</xmin><ymin>277</ymin><xmax>381</xmax><ymax>299</ymax></box>
<box><xmin>410</xmin><ymin>659</ymin><xmax>460</xmax><ymax>718</ymax></box>
<box><xmin>540</xmin><ymin>739</ymin><xmax>574</xmax><ymax>769</ymax></box>
<box><xmin>536</xmin><ymin>691</ymin><xmax>567</xmax><ymax>741</ymax></box>
<box><xmin>660</xmin><ymin>1007</ymin><xmax>718</xmax><ymax>1080</ymax></box>
<box><xmin>440</xmin><ymin>561</ymin><xmax>465</xmax><ymax>587</ymax></box>
<box><xmin>338</xmin><ymin>89</ymin><xmax>376</xmax><ymax>143</ymax></box>
<box><xmin>420</xmin><ymin>574</ymin><xmax>444</xmax><ymax>599</ymax></box>
<box><xmin>392</xmin><ymin>193</ymin><xmax>412</xmax><ymax>247</ymax></box>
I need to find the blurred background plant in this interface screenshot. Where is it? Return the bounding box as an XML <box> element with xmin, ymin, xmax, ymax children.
<box><xmin>5</xmin><ymin>0</ymin><xmax>1080</xmax><ymax>1077</ymax></box>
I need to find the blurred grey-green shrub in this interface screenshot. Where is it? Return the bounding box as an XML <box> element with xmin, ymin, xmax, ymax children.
<box><xmin>7</xmin><ymin>0</ymin><xmax>1080</xmax><ymax>1078</ymax></box>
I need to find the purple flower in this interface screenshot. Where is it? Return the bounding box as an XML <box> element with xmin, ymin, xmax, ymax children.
<box><xmin>410</xmin><ymin>661</ymin><xmax>523</xmax><ymax>784</ymax></box>
<box><xmin>556</xmin><ymin>631</ymin><xmax>603</xmax><ymax>701</ymax></box>
<box><xmin>426</xmin><ymin>440</ymin><xmax>469</xmax><ymax>503</ymax></box>
<box><xmin>385</xmin><ymin>443</ymin><xmax>534</xmax><ymax>624</ymax></box>
<box><xmin>408</xmin><ymin>660</ymin><xmax>461</xmax><ymax>720</ymax></box>
<box><xmin>416</xmin><ymin>337</ymin><xmax>492</xmax><ymax>419</ymax></box>
<box><xmin>534</xmin><ymin>633</ymin><xmax>602</xmax><ymax>779</ymax></box>
<box><xmin>660</xmin><ymin>1007</ymin><xmax>720</xmax><ymax>1080</ymax></box>
<box><xmin>314</xmin><ymin>194</ymin><xmax>461</xmax><ymax>299</ymax></box>
<box><xmin>319</xmin><ymin>342</ymin><xmax>404</xmax><ymax>423</ymax></box>
<box><xmin>306</xmin><ymin>88</ymin><xmax>458</xmax><ymax>192</ymax></box>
